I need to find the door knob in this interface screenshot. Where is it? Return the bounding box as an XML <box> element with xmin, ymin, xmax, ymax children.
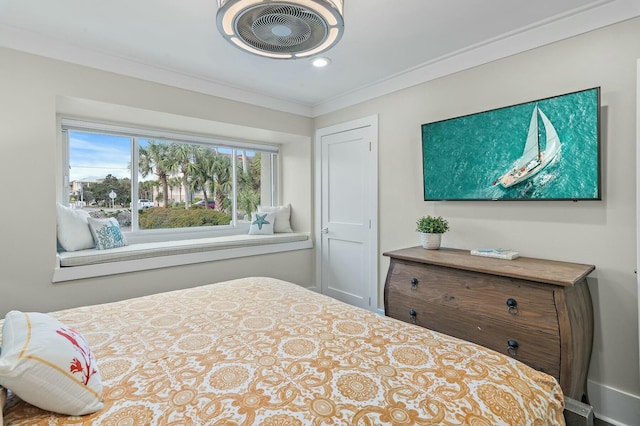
<box><xmin>321</xmin><ymin>227</ymin><xmax>328</xmax><ymax>234</ymax></box>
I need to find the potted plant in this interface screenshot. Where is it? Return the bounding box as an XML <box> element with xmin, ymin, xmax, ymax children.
<box><xmin>416</xmin><ymin>215</ymin><xmax>449</xmax><ymax>249</ymax></box>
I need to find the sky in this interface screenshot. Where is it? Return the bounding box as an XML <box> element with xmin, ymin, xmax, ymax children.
<box><xmin>69</xmin><ymin>131</ymin><xmax>133</xmax><ymax>182</ymax></box>
<box><xmin>69</xmin><ymin>131</ymin><xmax>253</xmax><ymax>183</ymax></box>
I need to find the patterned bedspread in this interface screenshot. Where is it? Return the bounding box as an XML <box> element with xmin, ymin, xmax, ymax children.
<box><xmin>2</xmin><ymin>277</ymin><xmax>565</xmax><ymax>425</ymax></box>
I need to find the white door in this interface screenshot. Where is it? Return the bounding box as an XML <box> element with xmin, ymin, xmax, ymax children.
<box><xmin>315</xmin><ymin>116</ymin><xmax>378</xmax><ymax>310</ymax></box>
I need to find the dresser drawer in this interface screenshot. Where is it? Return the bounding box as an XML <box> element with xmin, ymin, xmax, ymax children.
<box><xmin>387</xmin><ymin>260</ymin><xmax>559</xmax><ymax>334</ymax></box>
<box><xmin>386</xmin><ymin>294</ymin><xmax>560</xmax><ymax>378</ymax></box>
<box><xmin>383</xmin><ymin>247</ymin><xmax>595</xmax><ymax>401</ymax></box>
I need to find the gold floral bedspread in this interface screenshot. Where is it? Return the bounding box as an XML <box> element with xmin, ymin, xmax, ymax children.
<box><xmin>3</xmin><ymin>277</ymin><xmax>565</xmax><ymax>425</ymax></box>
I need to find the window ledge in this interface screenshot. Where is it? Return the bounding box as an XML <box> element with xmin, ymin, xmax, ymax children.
<box><xmin>53</xmin><ymin>233</ymin><xmax>312</xmax><ymax>282</ymax></box>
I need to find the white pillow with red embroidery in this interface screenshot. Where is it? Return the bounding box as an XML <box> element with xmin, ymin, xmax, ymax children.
<box><xmin>0</xmin><ymin>311</ymin><xmax>103</xmax><ymax>416</ymax></box>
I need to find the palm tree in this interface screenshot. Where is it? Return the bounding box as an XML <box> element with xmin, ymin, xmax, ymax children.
<box><xmin>169</xmin><ymin>144</ymin><xmax>199</xmax><ymax>209</ymax></box>
<box><xmin>138</xmin><ymin>180</ymin><xmax>154</xmax><ymax>200</ymax></box>
<box><xmin>237</xmin><ymin>153</ymin><xmax>261</xmax><ymax>215</ymax></box>
<box><xmin>237</xmin><ymin>188</ymin><xmax>259</xmax><ymax>219</ymax></box>
<box><xmin>168</xmin><ymin>176</ymin><xmax>181</xmax><ymax>204</ymax></box>
<box><xmin>211</xmin><ymin>155</ymin><xmax>232</xmax><ymax>213</ymax></box>
<box><xmin>249</xmin><ymin>153</ymin><xmax>261</xmax><ymax>191</ymax></box>
<box><xmin>187</xmin><ymin>146</ymin><xmax>215</xmax><ymax>206</ymax></box>
<box><xmin>241</xmin><ymin>150</ymin><xmax>247</xmax><ymax>174</ymax></box>
<box><xmin>139</xmin><ymin>141</ymin><xmax>176</xmax><ymax>208</ymax></box>
<box><xmin>150</xmin><ymin>180</ymin><xmax>160</xmax><ymax>204</ymax></box>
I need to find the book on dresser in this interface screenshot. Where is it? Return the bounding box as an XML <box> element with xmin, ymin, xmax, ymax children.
<box><xmin>470</xmin><ymin>248</ymin><xmax>520</xmax><ymax>259</ymax></box>
<box><xmin>382</xmin><ymin>246</ymin><xmax>595</xmax><ymax>402</ymax></box>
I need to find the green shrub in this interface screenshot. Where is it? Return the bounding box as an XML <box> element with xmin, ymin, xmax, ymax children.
<box><xmin>139</xmin><ymin>208</ymin><xmax>231</xmax><ymax>229</ymax></box>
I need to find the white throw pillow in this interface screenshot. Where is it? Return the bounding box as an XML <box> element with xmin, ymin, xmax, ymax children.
<box><xmin>258</xmin><ymin>204</ymin><xmax>293</xmax><ymax>233</ymax></box>
<box><xmin>248</xmin><ymin>211</ymin><xmax>276</xmax><ymax>235</ymax></box>
<box><xmin>56</xmin><ymin>203</ymin><xmax>95</xmax><ymax>251</ymax></box>
<box><xmin>87</xmin><ymin>217</ymin><xmax>127</xmax><ymax>250</ymax></box>
<box><xmin>0</xmin><ymin>311</ymin><xmax>104</xmax><ymax>416</ymax></box>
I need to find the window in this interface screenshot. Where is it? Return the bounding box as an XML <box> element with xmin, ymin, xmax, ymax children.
<box><xmin>62</xmin><ymin>119</ymin><xmax>279</xmax><ymax>240</ymax></box>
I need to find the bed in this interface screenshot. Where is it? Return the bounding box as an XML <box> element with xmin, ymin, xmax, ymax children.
<box><xmin>1</xmin><ymin>277</ymin><xmax>565</xmax><ymax>425</ymax></box>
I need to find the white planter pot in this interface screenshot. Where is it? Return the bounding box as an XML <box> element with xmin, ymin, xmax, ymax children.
<box><xmin>419</xmin><ymin>232</ymin><xmax>442</xmax><ymax>249</ymax></box>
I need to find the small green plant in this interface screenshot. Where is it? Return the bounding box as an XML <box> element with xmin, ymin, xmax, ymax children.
<box><xmin>416</xmin><ymin>215</ymin><xmax>449</xmax><ymax>234</ymax></box>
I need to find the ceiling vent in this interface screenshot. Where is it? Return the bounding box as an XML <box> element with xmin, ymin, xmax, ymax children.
<box><xmin>217</xmin><ymin>0</ymin><xmax>344</xmax><ymax>59</ymax></box>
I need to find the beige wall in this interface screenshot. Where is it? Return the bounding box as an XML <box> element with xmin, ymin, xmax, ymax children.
<box><xmin>315</xmin><ymin>17</ymin><xmax>640</xmax><ymax>419</ymax></box>
<box><xmin>0</xmin><ymin>47</ymin><xmax>314</xmax><ymax>315</ymax></box>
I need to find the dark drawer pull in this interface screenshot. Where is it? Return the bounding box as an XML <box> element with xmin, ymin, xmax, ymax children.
<box><xmin>507</xmin><ymin>339</ymin><xmax>519</xmax><ymax>356</ymax></box>
<box><xmin>506</xmin><ymin>298</ymin><xmax>518</xmax><ymax>315</ymax></box>
<box><xmin>409</xmin><ymin>309</ymin><xmax>417</xmax><ymax>324</ymax></box>
<box><xmin>410</xmin><ymin>278</ymin><xmax>418</xmax><ymax>290</ymax></box>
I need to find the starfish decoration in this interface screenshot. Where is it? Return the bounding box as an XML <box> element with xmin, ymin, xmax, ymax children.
<box><xmin>252</xmin><ymin>213</ymin><xmax>270</xmax><ymax>230</ymax></box>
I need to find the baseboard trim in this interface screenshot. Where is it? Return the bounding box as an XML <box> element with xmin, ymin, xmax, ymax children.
<box><xmin>587</xmin><ymin>379</ymin><xmax>640</xmax><ymax>426</ymax></box>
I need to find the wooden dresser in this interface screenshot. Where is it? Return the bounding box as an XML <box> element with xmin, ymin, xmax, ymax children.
<box><xmin>383</xmin><ymin>247</ymin><xmax>595</xmax><ymax>401</ymax></box>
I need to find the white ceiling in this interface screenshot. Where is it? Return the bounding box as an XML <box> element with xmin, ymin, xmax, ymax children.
<box><xmin>1</xmin><ymin>0</ymin><xmax>638</xmax><ymax>117</ymax></box>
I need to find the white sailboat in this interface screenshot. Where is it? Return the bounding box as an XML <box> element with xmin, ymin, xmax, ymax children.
<box><xmin>496</xmin><ymin>104</ymin><xmax>561</xmax><ymax>188</ymax></box>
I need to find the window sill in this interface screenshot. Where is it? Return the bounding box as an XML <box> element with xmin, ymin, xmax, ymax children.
<box><xmin>53</xmin><ymin>233</ymin><xmax>312</xmax><ymax>282</ymax></box>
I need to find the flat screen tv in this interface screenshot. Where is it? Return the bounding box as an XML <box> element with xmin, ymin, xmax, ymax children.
<box><xmin>421</xmin><ymin>87</ymin><xmax>601</xmax><ymax>201</ymax></box>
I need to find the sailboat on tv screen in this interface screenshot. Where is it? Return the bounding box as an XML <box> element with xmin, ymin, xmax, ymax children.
<box><xmin>496</xmin><ymin>104</ymin><xmax>561</xmax><ymax>188</ymax></box>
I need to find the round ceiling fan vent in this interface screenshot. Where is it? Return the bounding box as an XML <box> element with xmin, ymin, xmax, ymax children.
<box><xmin>217</xmin><ymin>1</ymin><xmax>344</xmax><ymax>59</ymax></box>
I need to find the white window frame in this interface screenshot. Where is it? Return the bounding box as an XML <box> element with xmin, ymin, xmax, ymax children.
<box><xmin>61</xmin><ymin>118</ymin><xmax>280</xmax><ymax>244</ymax></box>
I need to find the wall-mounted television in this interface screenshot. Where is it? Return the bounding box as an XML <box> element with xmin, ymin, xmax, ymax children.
<box><xmin>421</xmin><ymin>87</ymin><xmax>601</xmax><ymax>201</ymax></box>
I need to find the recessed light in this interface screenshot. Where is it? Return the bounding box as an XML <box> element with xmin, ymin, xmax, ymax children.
<box><xmin>311</xmin><ymin>57</ymin><xmax>331</xmax><ymax>68</ymax></box>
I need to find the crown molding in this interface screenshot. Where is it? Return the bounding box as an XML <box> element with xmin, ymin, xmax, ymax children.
<box><xmin>310</xmin><ymin>0</ymin><xmax>640</xmax><ymax>116</ymax></box>
<box><xmin>0</xmin><ymin>24</ymin><xmax>313</xmax><ymax>117</ymax></box>
<box><xmin>1</xmin><ymin>0</ymin><xmax>638</xmax><ymax>118</ymax></box>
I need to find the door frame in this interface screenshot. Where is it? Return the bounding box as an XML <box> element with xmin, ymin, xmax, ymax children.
<box><xmin>637</xmin><ymin>58</ymin><xmax>640</xmax><ymax>374</ymax></box>
<box><xmin>314</xmin><ymin>115</ymin><xmax>379</xmax><ymax>310</ymax></box>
